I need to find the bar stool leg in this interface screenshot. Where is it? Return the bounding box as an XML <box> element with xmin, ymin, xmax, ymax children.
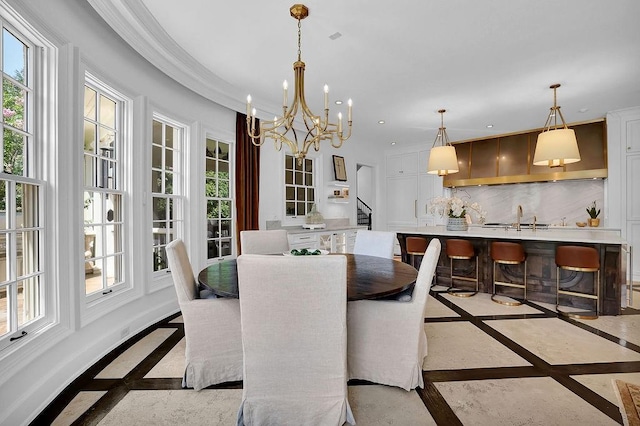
<box><xmin>447</xmin><ymin>255</ymin><xmax>479</xmax><ymax>298</ymax></box>
<box><xmin>491</xmin><ymin>260</ymin><xmax>526</xmax><ymax>306</ymax></box>
<box><xmin>556</xmin><ymin>267</ymin><xmax>599</xmax><ymax>320</ymax></box>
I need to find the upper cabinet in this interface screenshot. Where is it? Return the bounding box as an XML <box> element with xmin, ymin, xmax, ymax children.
<box><xmin>443</xmin><ymin>119</ymin><xmax>607</xmax><ymax>187</ymax></box>
<box><xmin>387</xmin><ymin>153</ymin><xmax>418</xmax><ymax>177</ymax></box>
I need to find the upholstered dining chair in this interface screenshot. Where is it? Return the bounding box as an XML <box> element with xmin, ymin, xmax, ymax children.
<box><xmin>165</xmin><ymin>239</ymin><xmax>243</xmax><ymax>390</ymax></box>
<box><xmin>347</xmin><ymin>238</ymin><xmax>441</xmax><ymax>390</ymax></box>
<box><xmin>236</xmin><ymin>254</ymin><xmax>355</xmax><ymax>426</ymax></box>
<box><xmin>352</xmin><ymin>230</ymin><xmax>396</xmax><ymax>259</ymax></box>
<box><xmin>239</xmin><ymin>229</ymin><xmax>290</xmax><ymax>254</ymax></box>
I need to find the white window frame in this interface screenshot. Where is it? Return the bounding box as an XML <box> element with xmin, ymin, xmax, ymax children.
<box><xmin>82</xmin><ymin>73</ymin><xmax>130</xmax><ymax>305</ymax></box>
<box><xmin>204</xmin><ymin>135</ymin><xmax>234</xmax><ymax>261</ymax></box>
<box><xmin>0</xmin><ymin>3</ymin><xmax>56</xmax><ymax>355</ymax></box>
<box><xmin>151</xmin><ymin>113</ymin><xmax>185</xmax><ymax>277</ymax></box>
<box><xmin>282</xmin><ymin>152</ymin><xmax>322</xmax><ymax>227</ymax></box>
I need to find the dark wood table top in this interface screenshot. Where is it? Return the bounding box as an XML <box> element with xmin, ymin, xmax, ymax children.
<box><xmin>197</xmin><ymin>253</ymin><xmax>418</xmax><ymax>301</ymax></box>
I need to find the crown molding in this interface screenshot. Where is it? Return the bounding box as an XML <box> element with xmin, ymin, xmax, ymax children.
<box><xmin>87</xmin><ymin>0</ymin><xmax>258</xmax><ymax>114</ymax></box>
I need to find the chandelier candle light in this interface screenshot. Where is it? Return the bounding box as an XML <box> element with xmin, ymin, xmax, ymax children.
<box><xmin>427</xmin><ymin>109</ymin><xmax>459</xmax><ymax>176</ymax></box>
<box><xmin>533</xmin><ymin>83</ymin><xmax>581</xmax><ymax>168</ymax></box>
<box><xmin>246</xmin><ymin>4</ymin><xmax>352</xmax><ymax>165</ymax></box>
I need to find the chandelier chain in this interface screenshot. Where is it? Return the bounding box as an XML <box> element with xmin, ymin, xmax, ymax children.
<box><xmin>297</xmin><ymin>18</ymin><xmax>302</xmax><ymax>61</ymax></box>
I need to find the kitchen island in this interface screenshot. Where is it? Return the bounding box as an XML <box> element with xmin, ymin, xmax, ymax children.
<box><xmin>396</xmin><ymin>226</ymin><xmax>630</xmax><ymax>315</ymax></box>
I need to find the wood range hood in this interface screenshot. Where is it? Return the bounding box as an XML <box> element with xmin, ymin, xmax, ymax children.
<box><xmin>443</xmin><ymin>118</ymin><xmax>607</xmax><ymax>187</ymax></box>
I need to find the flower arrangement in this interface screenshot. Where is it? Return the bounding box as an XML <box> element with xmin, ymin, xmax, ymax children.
<box><xmin>429</xmin><ymin>196</ymin><xmax>487</xmax><ymax>222</ymax></box>
<box><xmin>586</xmin><ymin>200</ymin><xmax>600</xmax><ymax>219</ymax></box>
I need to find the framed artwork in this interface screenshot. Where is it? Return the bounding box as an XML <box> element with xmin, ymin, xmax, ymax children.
<box><xmin>333</xmin><ymin>155</ymin><xmax>347</xmax><ymax>181</ymax></box>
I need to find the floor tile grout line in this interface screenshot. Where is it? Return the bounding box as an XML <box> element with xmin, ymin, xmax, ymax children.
<box><xmin>33</xmin><ymin>299</ymin><xmax>640</xmax><ymax>425</ymax></box>
<box><xmin>121</xmin><ymin>325</ymin><xmax>185</xmax><ymax>381</ymax></box>
<box><xmin>30</xmin><ymin>317</ymin><xmax>184</xmax><ymax>425</ymax></box>
<box><xmin>70</xmin><ymin>385</ymin><xmax>130</xmax><ymax>426</ymax></box>
<box><xmin>429</xmin><ymin>290</ymin><xmax>630</xmax><ymax>423</ymax></box>
<box><xmin>417</xmin><ymin>379</ymin><xmax>464</xmax><ymax>426</ymax></box>
<box><xmin>551</xmin><ymin>373</ymin><xmax>623</xmax><ymax>423</ymax></box>
<box><xmin>561</xmin><ymin>318</ymin><xmax>640</xmax><ymax>353</ymax></box>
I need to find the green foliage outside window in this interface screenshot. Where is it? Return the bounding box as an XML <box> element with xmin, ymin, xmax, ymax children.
<box><xmin>1</xmin><ymin>68</ymin><xmax>25</xmax><ymax>211</ymax></box>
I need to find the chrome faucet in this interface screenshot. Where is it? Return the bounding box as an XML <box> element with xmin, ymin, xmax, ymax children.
<box><xmin>516</xmin><ymin>205</ymin><xmax>523</xmax><ymax>231</ymax></box>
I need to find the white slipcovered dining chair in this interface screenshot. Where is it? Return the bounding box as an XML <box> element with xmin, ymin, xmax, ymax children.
<box><xmin>165</xmin><ymin>239</ymin><xmax>243</xmax><ymax>390</ymax></box>
<box><xmin>236</xmin><ymin>254</ymin><xmax>355</xmax><ymax>426</ymax></box>
<box><xmin>347</xmin><ymin>238</ymin><xmax>441</xmax><ymax>391</ymax></box>
<box><xmin>352</xmin><ymin>230</ymin><xmax>396</xmax><ymax>259</ymax></box>
<box><xmin>240</xmin><ymin>229</ymin><xmax>290</xmax><ymax>255</ymax></box>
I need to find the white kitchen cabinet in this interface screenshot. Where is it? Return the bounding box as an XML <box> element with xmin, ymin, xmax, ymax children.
<box><xmin>608</xmin><ymin>107</ymin><xmax>640</xmax><ymax>282</ymax></box>
<box><xmin>287</xmin><ymin>228</ymin><xmax>363</xmax><ymax>254</ymax></box>
<box><xmin>386</xmin><ymin>175</ymin><xmax>419</xmax><ymax>225</ymax></box>
<box><xmin>626</xmin><ymin>118</ymin><xmax>640</xmax><ymax>153</ymax></box>
<box><xmin>288</xmin><ymin>233</ymin><xmax>319</xmax><ymax>251</ymax></box>
<box><xmin>386</xmin><ymin>149</ymin><xmax>442</xmax><ymax>228</ymax></box>
<box><xmin>387</xmin><ymin>153</ymin><xmax>418</xmax><ymax>177</ymax></box>
<box><xmin>319</xmin><ymin>230</ymin><xmax>358</xmax><ymax>253</ymax></box>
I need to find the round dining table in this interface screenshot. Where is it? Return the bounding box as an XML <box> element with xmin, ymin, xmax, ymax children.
<box><xmin>197</xmin><ymin>253</ymin><xmax>419</xmax><ymax>301</ymax></box>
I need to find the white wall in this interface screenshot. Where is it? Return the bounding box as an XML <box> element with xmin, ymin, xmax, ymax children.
<box><xmin>258</xmin><ymin>133</ymin><xmax>383</xmax><ymax>229</ymax></box>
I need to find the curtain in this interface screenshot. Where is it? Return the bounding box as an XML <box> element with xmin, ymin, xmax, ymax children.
<box><xmin>235</xmin><ymin>112</ymin><xmax>260</xmax><ymax>253</ymax></box>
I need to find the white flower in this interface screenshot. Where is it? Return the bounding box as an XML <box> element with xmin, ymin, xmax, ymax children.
<box><xmin>428</xmin><ymin>196</ymin><xmax>486</xmax><ymax>222</ymax></box>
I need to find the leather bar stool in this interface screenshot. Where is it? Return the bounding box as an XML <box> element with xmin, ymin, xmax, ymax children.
<box><xmin>556</xmin><ymin>245</ymin><xmax>600</xmax><ymax>319</ymax></box>
<box><xmin>406</xmin><ymin>236</ymin><xmax>428</xmax><ymax>269</ymax></box>
<box><xmin>446</xmin><ymin>239</ymin><xmax>479</xmax><ymax>297</ymax></box>
<box><xmin>491</xmin><ymin>241</ymin><xmax>526</xmax><ymax>306</ymax></box>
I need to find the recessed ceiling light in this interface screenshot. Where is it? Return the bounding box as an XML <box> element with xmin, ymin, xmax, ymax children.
<box><xmin>390</xmin><ymin>141</ymin><xmax>396</xmax><ymax>145</ymax></box>
<box><xmin>486</xmin><ymin>124</ymin><xmax>494</xmax><ymax>128</ymax></box>
<box><xmin>578</xmin><ymin>108</ymin><xmax>589</xmax><ymax>113</ymax></box>
<box><xmin>378</xmin><ymin>120</ymin><xmax>385</xmax><ymax>124</ymax></box>
<box><xmin>335</xmin><ymin>100</ymin><xmax>343</xmax><ymax>105</ymax></box>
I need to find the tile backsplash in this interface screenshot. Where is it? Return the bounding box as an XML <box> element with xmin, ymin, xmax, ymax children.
<box><xmin>447</xmin><ymin>179</ymin><xmax>605</xmax><ymax>227</ymax></box>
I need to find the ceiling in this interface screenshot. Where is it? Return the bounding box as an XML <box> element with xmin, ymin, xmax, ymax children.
<box><xmin>89</xmin><ymin>0</ymin><xmax>640</xmax><ymax>151</ymax></box>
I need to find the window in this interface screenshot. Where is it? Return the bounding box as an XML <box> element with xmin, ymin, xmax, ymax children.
<box><xmin>205</xmin><ymin>138</ymin><xmax>232</xmax><ymax>259</ymax></box>
<box><xmin>284</xmin><ymin>154</ymin><xmax>315</xmax><ymax>218</ymax></box>
<box><xmin>0</xmin><ymin>24</ymin><xmax>45</xmax><ymax>346</ymax></box>
<box><xmin>151</xmin><ymin>117</ymin><xmax>183</xmax><ymax>272</ymax></box>
<box><xmin>83</xmin><ymin>77</ymin><xmax>125</xmax><ymax>300</ymax></box>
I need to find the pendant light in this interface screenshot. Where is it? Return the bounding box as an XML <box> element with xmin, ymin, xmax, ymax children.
<box><xmin>427</xmin><ymin>109</ymin><xmax>459</xmax><ymax>176</ymax></box>
<box><xmin>533</xmin><ymin>84</ymin><xmax>580</xmax><ymax>167</ymax></box>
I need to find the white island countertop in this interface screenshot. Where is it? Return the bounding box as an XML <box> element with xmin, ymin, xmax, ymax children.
<box><xmin>284</xmin><ymin>225</ymin><xmax>368</xmax><ymax>235</ymax></box>
<box><xmin>396</xmin><ymin>225</ymin><xmax>628</xmax><ymax>245</ymax></box>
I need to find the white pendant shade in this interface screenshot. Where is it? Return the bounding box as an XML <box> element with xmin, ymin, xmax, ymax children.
<box><xmin>427</xmin><ymin>145</ymin><xmax>459</xmax><ymax>176</ymax></box>
<box><xmin>533</xmin><ymin>128</ymin><xmax>580</xmax><ymax>167</ymax></box>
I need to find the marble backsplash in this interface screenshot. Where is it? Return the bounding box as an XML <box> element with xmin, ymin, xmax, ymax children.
<box><xmin>447</xmin><ymin>179</ymin><xmax>605</xmax><ymax>227</ymax></box>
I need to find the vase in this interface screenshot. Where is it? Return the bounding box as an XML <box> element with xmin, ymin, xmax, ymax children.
<box><xmin>446</xmin><ymin>217</ymin><xmax>468</xmax><ymax>231</ymax></box>
<box><xmin>588</xmin><ymin>218</ymin><xmax>600</xmax><ymax>227</ymax></box>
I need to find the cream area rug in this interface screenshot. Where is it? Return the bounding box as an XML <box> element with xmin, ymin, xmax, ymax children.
<box><xmin>614</xmin><ymin>379</ymin><xmax>640</xmax><ymax>426</ymax></box>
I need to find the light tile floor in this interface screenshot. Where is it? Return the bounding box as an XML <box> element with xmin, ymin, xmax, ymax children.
<box><xmin>40</xmin><ymin>290</ymin><xmax>640</xmax><ymax>425</ymax></box>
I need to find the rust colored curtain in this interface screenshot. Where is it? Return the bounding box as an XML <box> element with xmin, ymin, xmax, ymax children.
<box><xmin>235</xmin><ymin>112</ymin><xmax>260</xmax><ymax>253</ymax></box>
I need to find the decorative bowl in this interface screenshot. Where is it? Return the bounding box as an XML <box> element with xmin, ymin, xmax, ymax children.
<box><xmin>576</xmin><ymin>222</ymin><xmax>587</xmax><ymax>227</ymax></box>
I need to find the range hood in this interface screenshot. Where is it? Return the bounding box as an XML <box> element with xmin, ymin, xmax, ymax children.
<box><xmin>443</xmin><ymin>119</ymin><xmax>607</xmax><ymax>187</ymax></box>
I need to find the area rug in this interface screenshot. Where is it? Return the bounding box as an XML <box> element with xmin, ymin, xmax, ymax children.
<box><xmin>614</xmin><ymin>379</ymin><xmax>640</xmax><ymax>426</ymax></box>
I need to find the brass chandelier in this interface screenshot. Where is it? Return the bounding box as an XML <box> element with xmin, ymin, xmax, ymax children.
<box><xmin>533</xmin><ymin>83</ymin><xmax>580</xmax><ymax>167</ymax></box>
<box><xmin>246</xmin><ymin>4</ymin><xmax>352</xmax><ymax>164</ymax></box>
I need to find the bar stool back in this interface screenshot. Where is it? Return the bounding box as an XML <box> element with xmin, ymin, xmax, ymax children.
<box><xmin>491</xmin><ymin>241</ymin><xmax>526</xmax><ymax>306</ymax></box>
<box><xmin>406</xmin><ymin>236</ymin><xmax>428</xmax><ymax>269</ymax></box>
<box><xmin>556</xmin><ymin>245</ymin><xmax>600</xmax><ymax>319</ymax></box>
<box><xmin>446</xmin><ymin>239</ymin><xmax>478</xmax><ymax>297</ymax></box>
